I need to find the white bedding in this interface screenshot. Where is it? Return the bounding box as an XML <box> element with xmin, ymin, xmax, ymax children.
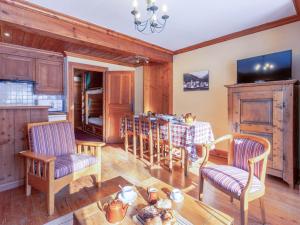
<box><xmin>88</xmin><ymin>117</ymin><xmax>103</xmax><ymax>126</ymax></box>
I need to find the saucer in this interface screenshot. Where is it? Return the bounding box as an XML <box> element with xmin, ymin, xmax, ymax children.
<box><xmin>169</xmin><ymin>194</ymin><xmax>184</xmax><ymax>203</ymax></box>
<box><xmin>118</xmin><ymin>191</ymin><xmax>137</xmax><ymax>204</ymax></box>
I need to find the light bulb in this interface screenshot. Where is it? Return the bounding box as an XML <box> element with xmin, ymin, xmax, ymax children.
<box><xmin>162</xmin><ymin>4</ymin><xmax>168</xmax><ymax>13</ymax></box>
<box><xmin>136</xmin><ymin>12</ymin><xmax>141</xmax><ymax>19</ymax></box>
<box><xmin>132</xmin><ymin>0</ymin><xmax>138</xmax><ymax>8</ymax></box>
<box><xmin>152</xmin><ymin>14</ymin><xmax>157</xmax><ymax>21</ymax></box>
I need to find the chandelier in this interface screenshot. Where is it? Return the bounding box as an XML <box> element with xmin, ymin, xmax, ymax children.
<box><xmin>131</xmin><ymin>0</ymin><xmax>169</xmax><ymax>34</ymax></box>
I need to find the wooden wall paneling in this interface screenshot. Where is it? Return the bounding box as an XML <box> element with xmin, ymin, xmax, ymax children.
<box><xmin>0</xmin><ymin>110</ymin><xmax>15</xmax><ymax>186</ymax></box>
<box><xmin>0</xmin><ymin>1</ymin><xmax>173</xmax><ymax>63</ymax></box>
<box><xmin>144</xmin><ymin>62</ymin><xmax>173</xmax><ymax>114</ymax></box>
<box><xmin>105</xmin><ymin>71</ymin><xmax>134</xmax><ymax>143</ymax></box>
<box><xmin>30</xmin><ymin>108</ymin><xmax>49</xmax><ymax>123</ymax></box>
<box><xmin>14</xmin><ymin>109</ymin><xmax>31</xmax><ymax>183</ymax></box>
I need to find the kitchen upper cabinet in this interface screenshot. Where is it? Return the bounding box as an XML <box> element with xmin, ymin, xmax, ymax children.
<box><xmin>0</xmin><ymin>54</ymin><xmax>35</xmax><ymax>80</ymax></box>
<box><xmin>35</xmin><ymin>59</ymin><xmax>64</xmax><ymax>94</ymax></box>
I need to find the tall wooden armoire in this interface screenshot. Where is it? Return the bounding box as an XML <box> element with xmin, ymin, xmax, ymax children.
<box><xmin>226</xmin><ymin>80</ymin><xmax>298</xmax><ymax>188</ymax></box>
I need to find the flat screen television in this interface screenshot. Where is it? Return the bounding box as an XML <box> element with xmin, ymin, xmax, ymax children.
<box><xmin>237</xmin><ymin>50</ymin><xmax>292</xmax><ymax>84</ymax></box>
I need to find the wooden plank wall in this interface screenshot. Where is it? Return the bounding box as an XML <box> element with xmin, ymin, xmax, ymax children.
<box><xmin>0</xmin><ymin>108</ymin><xmax>48</xmax><ymax>191</ymax></box>
<box><xmin>143</xmin><ymin>62</ymin><xmax>173</xmax><ymax>114</ymax></box>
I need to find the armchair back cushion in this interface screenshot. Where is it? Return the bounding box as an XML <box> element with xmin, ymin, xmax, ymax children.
<box><xmin>29</xmin><ymin>122</ymin><xmax>76</xmax><ymax>156</ymax></box>
<box><xmin>233</xmin><ymin>138</ymin><xmax>265</xmax><ymax>177</ymax></box>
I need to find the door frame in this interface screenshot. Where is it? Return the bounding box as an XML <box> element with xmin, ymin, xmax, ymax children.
<box><xmin>67</xmin><ymin>62</ymin><xmax>107</xmax><ymax>139</ymax></box>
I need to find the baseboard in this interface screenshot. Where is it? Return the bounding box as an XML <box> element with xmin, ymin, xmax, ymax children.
<box><xmin>0</xmin><ymin>179</ymin><xmax>24</xmax><ymax>192</ymax></box>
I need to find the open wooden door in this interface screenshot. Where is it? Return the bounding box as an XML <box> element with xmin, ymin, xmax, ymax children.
<box><xmin>105</xmin><ymin>71</ymin><xmax>134</xmax><ymax>143</ymax></box>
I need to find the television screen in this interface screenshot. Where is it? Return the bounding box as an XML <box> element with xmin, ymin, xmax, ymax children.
<box><xmin>237</xmin><ymin>50</ymin><xmax>292</xmax><ymax>84</ymax></box>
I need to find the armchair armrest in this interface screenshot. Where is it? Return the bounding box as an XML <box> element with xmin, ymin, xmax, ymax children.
<box><xmin>75</xmin><ymin>140</ymin><xmax>105</xmax><ymax>147</ymax></box>
<box><xmin>197</xmin><ymin>134</ymin><xmax>233</xmax><ymax>168</ymax></box>
<box><xmin>19</xmin><ymin>151</ymin><xmax>56</xmax><ymax>163</ymax></box>
<box><xmin>243</xmin><ymin>148</ymin><xmax>270</xmax><ymax>196</ymax></box>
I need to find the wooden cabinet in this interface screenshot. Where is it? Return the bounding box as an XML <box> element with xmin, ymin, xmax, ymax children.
<box><xmin>0</xmin><ymin>54</ymin><xmax>35</xmax><ymax>80</ymax></box>
<box><xmin>226</xmin><ymin>80</ymin><xmax>298</xmax><ymax>188</ymax></box>
<box><xmin>0</xmin><ymin>107</ymin><xmax>48</xmax><ymax>191</ymax></box>
<box><xmin>0</xmin><ymin>43</ymin><xmax>64</xmax><ymax>94</ymax></box>
<box><xmin>35</xmin><ymin>59</ymin><xmax>64</xmax><ymax>94</ymax></box>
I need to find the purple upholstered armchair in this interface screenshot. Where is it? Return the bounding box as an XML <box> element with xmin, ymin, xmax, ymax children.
<box><xmin>20</xmin><ymin>121</ymin><xmax>105</xmax><ymax>215</ymax></box>
<box><xmin>198</xmin><ymin>134</ymin><xmax>270</xmax><ymax>225</ymax></box>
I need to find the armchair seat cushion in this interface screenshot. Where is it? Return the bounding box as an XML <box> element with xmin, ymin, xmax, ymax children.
<box><xmin>55</xmin><ymin>154</ymin><xmax>98</xmax><ymax>179</ymax></box>
<box><xmin>201</xmin><ymin>165</ymin><xmax>263</xmax><ymax>197</ymax></box>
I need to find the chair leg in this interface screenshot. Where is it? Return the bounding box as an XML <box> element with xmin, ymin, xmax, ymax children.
<box><xmin>169</xmin><ymin>148</ymin><xmax>173</xmax><ymax>172</ymax></box>
<box><xmin>181</xmin><ymin>148</ymin><xmax>185</xmax><ymax>169</ymax></box>
<box><xmin>124</xmin><ymin>133</ymin><xmax>129</xmax><ymax>153</ymax></box>
<box><xmin>149</xmin><ymin>137</ymin><xmax>153</xmax><ymax>167</ymax></box>
<box><xmin>184</xmin><ymin>150</ymin><xmax>189</xmax><ymax>176</ymax></box>
<box><xmin>140</xmin><ymin>135</ymin><xmax>143</xmax><ymax>159</ymax></box>
<box><xmin>47</xmin><ymin>190</ymin><xmax>55</xmax><ymax>215</ymax></box>
<box><xmin>25</xmin><ymin>158</ymin><xmax>31</xmax><ymax>196</ymax></box>
<box><xmin>260</xmin><ymin>197</ymin><xmax>266</xmax><ymax>224</ymax></box>
<box><xmin>47</xmin><ymin>161</ymin><xmax>55</xmax><ymax>215</ymax></box>
<box><xmin>133</xmin><ymin>135</ymin><xmax>137</xmax><ymax>158</ymax></box>
<box><xmin>240</xmin><ymin>198</ymin><xmax>249</xmax><ymax>225</ymax></box>
<box><xmin>199</xmin><ymin>172</ymin><xmax>204</xmax><ymax>201</ymax></box>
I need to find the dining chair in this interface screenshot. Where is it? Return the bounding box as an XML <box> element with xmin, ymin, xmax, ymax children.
<box><xmin>124</xmin><ymin>113</ymin><xmax>138</xmax><ymax>157</ymax></box>
<box><xmin>19</xmin><ymin>121</ymin><xmax>105</xmax><ymax>215</ymax></box>
<box><xmin>155</xmin><ymin>118</ymin><xmax>186</xmax><ymax>172</ymax></box>
<box><xmin>138</xmin><ymin>115</ymin><xmax>154</xmax><ymax>167</ymax></box>
<box><xmin>198</xmin><ymin>133</ymin><xmax>270</xmax><ymax>225</ymax></box>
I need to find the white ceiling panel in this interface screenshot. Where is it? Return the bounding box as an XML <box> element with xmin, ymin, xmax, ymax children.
<box><xmin>28</xmin><ymin>0</ymin><xmax>297</xmax><ymax>51</ymax></box>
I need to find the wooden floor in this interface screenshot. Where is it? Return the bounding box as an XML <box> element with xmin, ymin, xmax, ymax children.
<box><xmin>0</xmin><ymin>145</ymin><xmax>299</xmax><ymax>225</ymax></box>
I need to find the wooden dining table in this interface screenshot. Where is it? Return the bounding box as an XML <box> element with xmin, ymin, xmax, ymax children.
<box><xmin>120</xmin><ymin>114</ymin><xmax>215</xmax><ymax>164</ymax></box>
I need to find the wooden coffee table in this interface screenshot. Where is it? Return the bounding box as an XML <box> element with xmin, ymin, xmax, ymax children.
<box><xmin>74</xmin><ymin>177</ymin><xmax>233</xmax><ymax>225</ymax></box>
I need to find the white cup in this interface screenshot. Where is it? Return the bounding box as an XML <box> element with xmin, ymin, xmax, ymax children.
<box><xmin>170</xmin><ymin>188</ymin><xmax>183</xmax><ymax>201</ymax></box>
<box><xmin>121</xmin><ymin>186</ymin><xmax>135</xmax><ymax>200</ymax></box>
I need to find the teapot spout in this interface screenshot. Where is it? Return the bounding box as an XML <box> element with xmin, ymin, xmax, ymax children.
<box><xmin>122</xmin><ymin>203</ymin><xmax>129</xmax><ymax>216</ymax></box>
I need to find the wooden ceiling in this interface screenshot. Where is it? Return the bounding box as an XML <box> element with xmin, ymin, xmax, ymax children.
<box><xmin>0</xmin><ymin>22</ymin><xmax>149</xmax><ymax>67</ymax></box>
<box><xmin>0</xmin><ymin>0</ymin><xmax>173</xmax><ymax>66</ymax></box>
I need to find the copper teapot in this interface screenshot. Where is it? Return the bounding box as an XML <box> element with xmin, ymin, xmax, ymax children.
<box><xmin>104</xmin><ymin>199</ymin><xmax>129</xmax><ymax>224</ymax></box>
<box><xmin>182</xmin><ymin>113</ymin><xmax>196</xmax><ymax>124</ymax></box>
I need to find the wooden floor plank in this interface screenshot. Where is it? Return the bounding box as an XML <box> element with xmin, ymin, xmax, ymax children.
<box><xmin>0</xmin><ymin>145</ymin><xmax>299</xmax><ymax>225</ymax></box>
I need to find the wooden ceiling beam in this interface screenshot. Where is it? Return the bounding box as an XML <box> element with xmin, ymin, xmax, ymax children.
<box><xmin>0</xmin><ymin>0</ymin><xmax>173</xmax><ymax>63</ymax></box>
<box><xmin>293</xmin><ymin>0</ymin><xmax>300</xmax><ymax>16</ymax></box>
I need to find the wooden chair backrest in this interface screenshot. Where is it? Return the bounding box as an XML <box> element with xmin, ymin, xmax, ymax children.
<box><xmin>138</xmin><ymin>115</ymin><xmax>153</xmax><ymax>138</ymax></box>
<box><xmin>228</xmin><ymin>133</ymin><xmax>270</xmax><ymax>183</ymax></box>
<box><xmin>155</xmin><ymin>118</ymin><xmax>171</xmax><ymax>146</ymax></box>
<box><xmin>124</xmin><ymin>114</ymin><xmax>136</xmax><ymax>134</ymax></box>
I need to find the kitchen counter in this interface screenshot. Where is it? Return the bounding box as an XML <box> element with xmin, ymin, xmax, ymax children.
<box><xmin>0</xmin><ymin>105</ymin><xmax>49</xmax><ymax>109</ymax></box>
<box><xmin>48</xmin><ymin>111</ymin><xmax>67</xmax><ymax>115</ymax></box>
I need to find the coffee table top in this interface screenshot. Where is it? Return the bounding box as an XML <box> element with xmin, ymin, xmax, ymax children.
<box><xmin>74</xmin><ymin>177</ymin><xmax>233</xmax><ymax>225</ymax></box>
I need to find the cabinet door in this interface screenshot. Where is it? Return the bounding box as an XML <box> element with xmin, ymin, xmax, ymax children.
<box><xmin>231</xmin><ymin>90</ymin><xmax>284</xmax><ymax>175</ymax></box>
<box><xmin>105</xmin><ymin>71</ymin><xmax>134</xmax><ymax>143</ymax></box>
<box><xmin>0</xmin><ymin>54</ymin><xmax>35</xmax><ymax>80</ymax></box>
<box><xmin>35</xmin><ymin>59</ymin><xmax>63</xmax><ymax>94</ymax></box>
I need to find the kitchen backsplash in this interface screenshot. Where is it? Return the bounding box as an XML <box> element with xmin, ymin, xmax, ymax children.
<box><xmin>0</xmin><ymin>81</ymin><xmax>64</xmax><ymax>111</ymax></box>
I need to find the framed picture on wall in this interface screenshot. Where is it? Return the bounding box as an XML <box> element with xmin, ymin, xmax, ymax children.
<box><xmin>183</xmin><ymin>70</ymin><xmax>209</xmax><ymax>91</ymax></box>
